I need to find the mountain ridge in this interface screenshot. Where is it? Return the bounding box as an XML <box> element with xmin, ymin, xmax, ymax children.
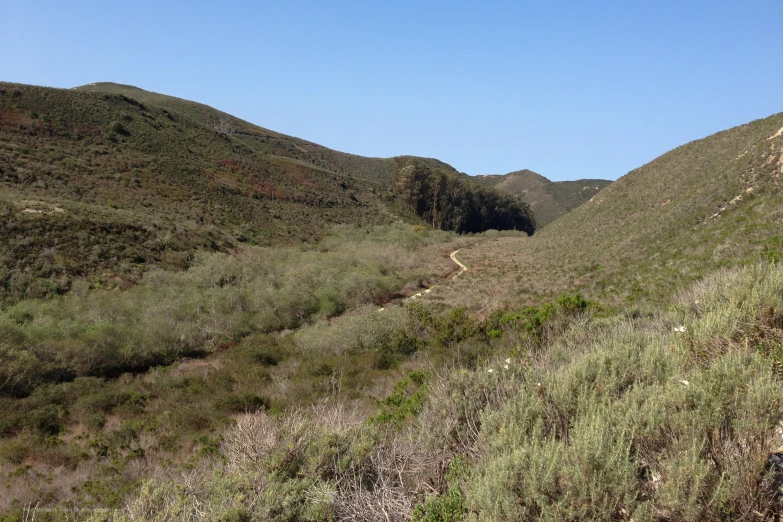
<box><xmin>73</xmin><ymin>82</ymin><xmax>461</xmax><ymax>186</ymax></box>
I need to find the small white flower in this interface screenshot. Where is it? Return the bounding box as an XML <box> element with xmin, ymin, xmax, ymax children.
<box><xmin>505</xmin><ymin>358</ymin><xmax>511</xmax><ymax>364</ymax></box>
<box><xmin>694</xmin><ymin>300</ymin><xmax>699</xmax><ymax>304</ymax></box>
<box><xmin>503</xmin><ymin>365</ymin><xmax>509</xmax><ymax>370</ymax></box>
<box><xmin>487</xmin><ymin>368</ymin><xmax>494</xmax><ymax>373</ymax></box>
<box><xmin>679</xmin><ymin>379</ymin><xmax>690</xmax><ymax>386</ymax></box>
<box><xmin>537</xmin><ymin>382</ymin><xmax>541</xmax><ymax>387</ymax></box>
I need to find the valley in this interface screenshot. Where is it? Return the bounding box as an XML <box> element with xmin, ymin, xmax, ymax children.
<box><xmin>0</xmin><ymin>81</ymin><xmax>782</xmax><ymax>521</ymax></box>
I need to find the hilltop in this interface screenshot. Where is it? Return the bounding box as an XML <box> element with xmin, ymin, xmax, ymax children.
<box><xmin>0</xmin><ymin>82</ymin><xmax>533</xmax><ymax>301</ymax></box>
<box><xmin>435</xmin><ymin>111</ymin><xmax>783</xmax><ymax>311</ymax></box>
<box><xmin>472</xmin><ymin>169</ymin><xmax>612</xmax><ymax>226</ymax></box>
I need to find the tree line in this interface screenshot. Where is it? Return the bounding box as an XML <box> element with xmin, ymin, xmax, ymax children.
<box><xmin>394</xmin><ymin>160</ymin><xmax>536</xmax><ymax>234</ymax></box>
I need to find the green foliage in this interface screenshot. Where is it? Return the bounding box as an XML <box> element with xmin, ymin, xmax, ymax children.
<box><xmin>377</xmin><ymin>328</ymin><xmax>425</xmax><ymax>369</ymax></box>
<box><xmin>485</xmin><ymin>293</ymin><xmax>592</xmax><ymax>353</ymax></box>
<box><xmin>394</xmin><ymin>159</ymin><xmax>536</xmax><ymax>234</ymax></box>
<box><xmin>461</xmin><ymin>264</ymin><xmax>783</xmax><ymax>521</ymax></box>
<box><xmin>109</xmin><ymin>121</ymin><xmax>129</xmax><ymax>135</ymax></box>
<box><xmin>215</xmin><ymin>393</ymin><xmax>270</xmax><ymax>413</ymax></box>
<box><xmin>0</xmin><ymin>224</ymin><xmax>459</xmax><ymax>397</ymax></box>
<box><xmin>249</xmin><ymin>338</ymin><xmax>288</xmax><ymax>366</ymax></box>
<box><xmin>413</xmin><ymin>456</ymin><xmax>468</xmax><ymax>522</ymax></box>
<box><xmin>430</xmin><ymin>307</ymin><xmax>479</xmax><ymax>348</ymax></box>
<box><xmin>370</xmin><ymin>371</ymin><xmax>428</xmax><ymax>427</ymax></box>
<box><xmin>2</xmin><ymin>262</ymin><xmax>780</xmax><ymax>519</ymax></box>
<box><xmin>760</xmin><ymin>235</ymin><xmax>783</xmax><ymax>263</ymax></box>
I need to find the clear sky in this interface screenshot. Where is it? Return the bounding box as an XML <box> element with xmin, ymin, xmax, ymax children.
<box><xmin>2</xmin><ymin>1</ymin><xmax>781</xmax><ymax>180</ymax></box>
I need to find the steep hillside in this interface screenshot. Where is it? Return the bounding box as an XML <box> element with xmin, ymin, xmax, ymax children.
<box><xmin>473</xmin><ymin>169</ymin><xmax>612</xmax><ymax>226</ymax></box>
<box><xmin>0</xmin><ymin>82</ymin><xmax>533</xmax><ymax>302</ymax></box>
<box><xmin>73</xmin><ymin>83</ymin><xmax>457</xmax><ymax>186</ymax></box>
<box><xmin>432</xmin><ymin>112</ymin><xmax>783</xmax><ymax>310</ymax></box>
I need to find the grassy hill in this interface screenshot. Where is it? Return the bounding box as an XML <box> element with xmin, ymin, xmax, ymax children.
<box><xmin>472</xmin><ymin>169</ymin><xmax>612</xmax><ymax>227</ymax></box>
<box><xmin>73</xmin><ymin>83</ymin><xmax>458</xmax><ymax>186</ymax></box>
<box><xmin>0</xmin><ymin>82</ymin><xmax>532</xmax><ymax>302</ymax></box>
<box><xmin>434</xmin><ymin>111</ymin><xmax>783</xmax><ymax>311</ymax></box>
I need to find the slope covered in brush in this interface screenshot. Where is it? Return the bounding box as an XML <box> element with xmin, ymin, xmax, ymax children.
<box><xmin>73</xmin><ymin>83</ymin><xmax>462</xmax><ymax>186</ymax></box>
<box><xmin>439</xmin><ymin>112</ymin><xmax>783</xmax><ymax>309</ymax></box>
<box><xmin>9</xmin><ymin>261</ymin><xmax>779</xmax><ymax>520</ymax></box>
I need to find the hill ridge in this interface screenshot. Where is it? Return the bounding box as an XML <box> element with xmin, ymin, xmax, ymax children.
<box><xmin>472</xmin><ymin>168</ymin><xmax>612</xmax><ymax>226</ymax></box>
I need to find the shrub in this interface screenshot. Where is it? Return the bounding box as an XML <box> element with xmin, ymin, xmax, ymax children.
<box><xmin>370</xmin><ymin>372</ymin><xmax>427</xmax><ymax>427</ymax></box>
<box><xmin>215</xmin><ymin>393</ymin><xmax>270</xmax><ymax>413</ymax></box>
<box><xmin>109</xmin><ymin>121</ymin><xmax>129</xmax><ymax>135</ymax></box>
<box><xmin>412</xmin><ymin>456</ymin><xmax>467</xmax><ymax>522</ymax></box>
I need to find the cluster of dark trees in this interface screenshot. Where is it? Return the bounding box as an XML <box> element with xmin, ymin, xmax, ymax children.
<box><xmin>394</xmin><ymin>161</ymin><xmax>536</xmax><ymax>235</ymax></box>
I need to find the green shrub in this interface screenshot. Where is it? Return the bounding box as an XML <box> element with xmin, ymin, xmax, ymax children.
<box><xmin>413</xmin><ymin>456</ymin><xmax>468</xmax><ymax>522</ymax></box>
<box><xmin>249</xmin><ymin>341</ymin><xmax>287</xmax><ymax>366</ymax></box>
<box><xmin>23</xmin><ymin>404</ymin><xmax>63</xmax><ymax>437</ymax></box>
<box><xmin>370</xmin><ymin>372</ymin><xmax>427</xmax><ymax>427</ymax></box>
<box><xmin>109</xmin><ymin>121</ymin><xmax>129</xmax><ymax>135</ymax></box>
<box><xmin>0</xmin><ymin>436</ymin><xmax>33</xmax><ymax>464</ymax></box>
<box><xmin>215</xmin><ymin>393</ymin><xmax>270</xmax><ymax>413</ymax></box>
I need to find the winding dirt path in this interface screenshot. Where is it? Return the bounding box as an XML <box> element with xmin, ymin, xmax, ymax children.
<box><xmin>406</xmin><ymin>249</ymin><xmax>466</xmax><ymax>301</ymax></box>
<box><xmin>449</xmin><ymin>249</ymin><xmax>467</xmax><ymax>278</ymax></box>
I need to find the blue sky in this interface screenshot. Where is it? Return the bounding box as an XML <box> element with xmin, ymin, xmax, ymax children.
<box><xmin>2</xmin><ymin>1</ymin><xmax>781</xmax><ymax>180</ymax></box>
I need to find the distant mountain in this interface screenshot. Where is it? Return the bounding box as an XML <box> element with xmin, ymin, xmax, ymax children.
<box><xmin>472</xmin><ymin>169</ymin><xmax>612</xmax><ymax>226</ymax></box>
<box><xmin>0</xmin><ymin>82</ymin><xmax>533</xmax><ymax>301</ymax></box>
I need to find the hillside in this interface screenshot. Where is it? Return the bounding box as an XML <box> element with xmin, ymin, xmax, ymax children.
<box><xmin>0</xmin><ymin>82</ymin><xmax>533</xmax><ymax>302</ymax></box>
<box><xmin>73</xmin><ymin>83</ymin><xmax>457</xmax><ymax>186</ymax></box>
<box><xmin>431</xmin><ymin>112</ymin><xmax>783</xmax><ymax>311</ymax></box>
<box><xmin>472</xmin><ymin>169</ymin><xmax>612</xmax><ymax>226</ymax></box>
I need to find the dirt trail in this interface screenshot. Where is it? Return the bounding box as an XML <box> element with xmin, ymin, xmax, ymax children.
<box><xmin>449</xmin><ymin>249</ymin><xmax>467</xmax><ymax>277</ymax></box>
<box><xmin>406</xmin><ymin>249</ymin><xmax>466</xmax><ymax>301</ymax></box>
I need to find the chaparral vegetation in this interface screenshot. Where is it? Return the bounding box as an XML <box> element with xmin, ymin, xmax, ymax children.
<box><xmin>1</xmin><ymin>81</ymin><xmax>782</xmax><ymax>521</ymax></box>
